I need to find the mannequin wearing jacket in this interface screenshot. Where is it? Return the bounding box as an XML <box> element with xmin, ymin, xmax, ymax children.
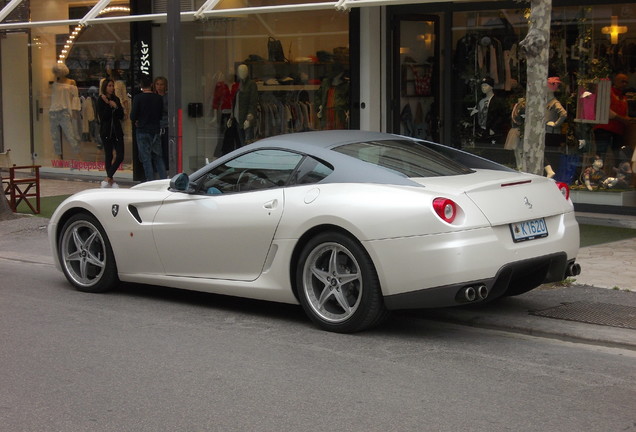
<box><xmin>544</xmin><ymin>77</ymin><xmax>568</xmax><ymax>178</ymax></box>
<box><xmin>316</xmin><ymin>63</ymin><xmax>350</xmax><ymax>130</ymax></box>
<box><xmin>226</xmin><ymin>64</ymin><xmax>258</xmax><ymax>148</ymax></box>
<box><xmin>470</xmin><ymin>76</ymin><xmax>506</xmax><ymax>145</ymax></box>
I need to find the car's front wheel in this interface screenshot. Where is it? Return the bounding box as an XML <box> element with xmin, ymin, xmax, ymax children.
<box><xmin>58</xmin><ymin>213</ymin><xmax>119</xmax><ymax>293</ymax></box>
<box><xmin>297</xmin><ymin>231</ymin><xmax>388</xmax><ymax>333</ymax></box>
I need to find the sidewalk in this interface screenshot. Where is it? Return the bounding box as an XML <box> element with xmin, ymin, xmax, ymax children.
<box><xmin>38</xmin><ymin>173</ymin><xmax>133</xmax><ymax>197</ymax></box>
<box><xmin>4</xmin><ymin>173</ymin><xmax>635</xmax><ymax>350</ymax></box>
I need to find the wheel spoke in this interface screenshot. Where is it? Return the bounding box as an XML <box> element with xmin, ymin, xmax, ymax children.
<box><xmin>71</xmin><ymin>227</ymin><xmax>84</xmax><ymax>251</ymax></box>
<box><xmin>328</xmin><ymin>247</ymin><xmax>339</xmax><ymax>274</ymax></box>
<box><xmin>65</xmin><ymin>250</ymin><xmax>82</xmax><ymax>262</ymax></box>
<box><xmin>78</xmin><ymin>259</ymin><xmax>90</xmax><ymax>282</ymax></box>
<box><xmin>84</xmin><ymin>231</ymin><xmax>99</xmax><ymax>250</ymax></box>
<box><xmin>310</xmin><ymin>266</ymin><xmax>330</xmax><ymax>285</ymax></box>
<box><xmin>317</xmin><ymin>286</ymin><xmax>334</xmax><ymax>308</ymax></box>
<box><xmin>332</xmin><ymin>288</ymin><xmax>352</xmax><ymax>314</ymax></box>
<box><xmin>86</xmin><ymin>253</ymin><xmax>104</xmax><ymax>268</ymax></box>
<box><xmin>338</xmin><ymin>273</ymin><xmax>359</xmax><ymax>286</ymax></box>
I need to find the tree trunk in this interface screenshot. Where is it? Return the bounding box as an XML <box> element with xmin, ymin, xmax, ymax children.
<box><xmin>519</xmin><ymin>0</ymin><xmax>552</xmax><ymax>176</ymax></box>
<box><xmin>0</xmin><ymin>175</ymin><xmax>18</xmax><ymax>221</ymax></box>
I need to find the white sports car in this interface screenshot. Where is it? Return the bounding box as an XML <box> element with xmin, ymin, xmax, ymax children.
<box><xmin>49</xmin><ymin>131</ymin><xmax>581</xmax><ymax>333</ymax></box>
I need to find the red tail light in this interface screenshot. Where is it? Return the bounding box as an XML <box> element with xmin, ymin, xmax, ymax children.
<box><xmin>556</xmin><ymin>182</ymin><xmax>570</xmax><ymax>200</ymax></box>
<box><xmin>433</xmin><ymin>198</ymin><xmax>457</xmax><ymax>223</ymax></box>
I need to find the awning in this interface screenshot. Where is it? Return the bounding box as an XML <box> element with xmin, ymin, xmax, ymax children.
<box><xmin>194</xmin><ymin>0</ymin><xmax>439</xmax><ymax>19</ymax></box>
<box><xmin>0</xmin><ymin>0</ymin><xmax>441</xmax><ymax>30</ymax></box>
<box><xmin>0</xmin><ymin>0</ymin><xmax>22</xmax><ymax>22</ymax></box>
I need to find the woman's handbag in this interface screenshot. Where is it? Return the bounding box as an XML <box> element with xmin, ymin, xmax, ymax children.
<box><xmin>268</xmin><ymin>37</ymin><xmax>286</xmax><ymax>62</ymax></box>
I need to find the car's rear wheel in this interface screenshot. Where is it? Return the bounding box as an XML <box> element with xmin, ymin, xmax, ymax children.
<box><xmin>297</xmin><ymin>231</ymin><xmax>388</xmax><ymax>333</ymax></box>
<box><xmin>58</xmin><ymin>213</ymin><xmax>119</xmax><ymax>293</ymax></box>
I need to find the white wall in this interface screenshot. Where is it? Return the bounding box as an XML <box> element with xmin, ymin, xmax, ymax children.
<box><xmin>359</xmin><ymin>7</ymin><xmax>384</xmax><ymax>132</ymax></box>
<box><xmin>1</xmin><ymin>32</ymin><xmax>32</xmax><ymax>165</ymax></box>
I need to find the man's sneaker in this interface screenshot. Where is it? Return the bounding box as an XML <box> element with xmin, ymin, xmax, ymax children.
<box><xmin>100</xmin><ymin>181</ymin><xmax>110</xmax><ymax>188</ymax></box>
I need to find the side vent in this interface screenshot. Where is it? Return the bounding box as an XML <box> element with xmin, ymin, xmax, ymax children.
<box><xmin>128</xmin><ymin>205</ymin><xmax>142</xmax><ymax>223</ymax></box>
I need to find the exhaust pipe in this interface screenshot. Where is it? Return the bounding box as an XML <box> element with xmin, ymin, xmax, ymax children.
<box><xmin>566</xmin><ymin>262</ymin><xmax>581</xmax><ymax>277</ymax></box>
<box><xmin>464</xmin><ymin>286</ymin><xmax>476</xmax><ymax>302</ymax></box>
<box><xmin>477</xmin><ymin>284</ymin><xmax>488</xmax><ymax>300</ymax></box>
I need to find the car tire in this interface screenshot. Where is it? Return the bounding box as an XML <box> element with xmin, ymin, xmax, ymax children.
<box><xmin>297</xmin><ymin>231</ymin><xmax>389</xmax><ymax>333</ymax></box>
<box><xmin>58</xmin><ymin>212</ymin><xmax>119</xmax><ymax>293</ymax></box>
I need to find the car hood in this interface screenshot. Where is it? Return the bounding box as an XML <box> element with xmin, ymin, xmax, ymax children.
<box><xmin>130</xmin><ymin>179</ymin><xmax>171</xmax><ymax>192</ymax></box>
<box><xmin>411</xmin><ymin>169</ymin><xmax>573</xmax><ymax>225</ymax></box>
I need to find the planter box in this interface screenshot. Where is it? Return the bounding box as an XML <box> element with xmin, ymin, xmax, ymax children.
<box><xmin>570</xmin><ymin>190</ymin><xmax>636</xmax><ymax>207</ymax></box>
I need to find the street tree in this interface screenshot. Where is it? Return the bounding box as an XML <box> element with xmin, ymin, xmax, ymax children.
<box><xmin>0</xmin><ymin>175</ymin><xmax>17</xmax><ymax>221</ymax></box>
<box><xmin>518</xmin><ymin>0</ymin><xmax>552</xmax><ymax>176</ymax></box>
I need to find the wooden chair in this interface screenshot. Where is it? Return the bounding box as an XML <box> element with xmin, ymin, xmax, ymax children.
<box><xmin>0</xmin><ymin>149</ymin><xmax>11</xmax><ymax>195</ymax></box>
<box><xmin>0</xmin><ymin>149</ymin><xmax>41</xmax><ymax>214</ymax></box>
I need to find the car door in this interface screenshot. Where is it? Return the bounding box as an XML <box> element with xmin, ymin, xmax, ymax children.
<box><xmin>152</xmin><ymin>149</ymin><xmax>303</xmax><ymax>281</ymax></box>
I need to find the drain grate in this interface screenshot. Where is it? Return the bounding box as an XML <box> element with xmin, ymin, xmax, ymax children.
<box><xmin>530</xmin><ymin>301</ymin><xmax>636</xmax><ymax>330</ymax></box>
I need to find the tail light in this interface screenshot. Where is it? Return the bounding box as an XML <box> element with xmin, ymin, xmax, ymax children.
<box><xmin>556</xmin><ymin>182</ymin><xmax>570</xmax><ymax>200</ymax></box>
<box><xmin>433</xmin><ymin>198</ymin><xmax>458</xmax><ymax>223</ymax></box>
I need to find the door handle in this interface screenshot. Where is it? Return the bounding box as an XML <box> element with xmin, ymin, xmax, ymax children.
<box><xmin>263</xmin><ymin>199</ymin><xmax>278</xmax><ymax>210</ymax></box>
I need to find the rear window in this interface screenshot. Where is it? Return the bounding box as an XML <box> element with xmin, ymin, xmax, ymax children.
<box><xmin>334</xmin><ymin>140</ymin><xmax>473</xmax><ymax>177</ymax></box>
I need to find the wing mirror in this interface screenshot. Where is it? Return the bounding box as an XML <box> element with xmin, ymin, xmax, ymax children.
<box><xmin>169</xmin><ymin>173</ymin><xmax>191</xmax><ymax>191</ymax></box>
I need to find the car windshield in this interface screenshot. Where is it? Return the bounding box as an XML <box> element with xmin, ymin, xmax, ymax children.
<box><xmin>333</xmin><ymin>140</ymin><xmax>473</xmax><ymax>177</ymax></box>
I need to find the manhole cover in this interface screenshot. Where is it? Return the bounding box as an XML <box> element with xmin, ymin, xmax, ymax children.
<box><xmin>530</xmin><ymin>301</ymin><xmax>636</xmax><ymax>330</ymax></box>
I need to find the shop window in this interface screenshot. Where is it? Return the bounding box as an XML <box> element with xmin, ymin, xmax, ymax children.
<box><xmin>30</xmin><ymin>3</ymin><xmax>133</xmax><ymax>176</ymax></box>
<box><xmin>187</xmin><ymin>9</ymin><xmax>349</xmax><ymax>167</ymax></box>
<box><xmin>451</xmin><ymin>5</ymin><xmax>636</xmax><ymax>194</ymax></box>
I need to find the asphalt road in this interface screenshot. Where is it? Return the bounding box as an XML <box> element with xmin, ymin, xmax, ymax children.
<box><xmin>1</xmin><ymin>254</ymin><xmax>636</xmax><ymax>432</ymax></box>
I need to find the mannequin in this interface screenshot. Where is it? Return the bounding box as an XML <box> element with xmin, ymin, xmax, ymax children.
<box><xmin>49</xmin><ymin>63</ymin><xmax>81</xmax><ymax>156</ymax></box>
<box><xmin>212</xmin><ymin>71</ymin><xmax>232</xmax><ymax>157</ymax></box>
<box><xmin>544</xmin><ymin>77</ymin><xmax>568</xmax><ymax>178</ymax></box>
<box><xmin>505</xmin><ymin>97</ymin><xmax>525</xmax><ymax>169</ymax></box>
<box><xmin>211</xmin><ymin>71</ymin><xmax>231</xmax><ymax>124</ymax></box>
<box><xmin>603</xmin><ymin>161</ymin><xmax>633</xmax><ymax>189</ymax></box>
<box><xmin>470</xmin><ymin>76</ymin><xmax>506</xmax><ymax>144</ymax></box>
<box><xmin>225</xmin><ymin>64</ymin><xmax>258</xmax><ymax>149</ymax></box>
<box><xmin>581</xmin><ymin>156</ymin><xmax>607</xmax><ymax>191</ymax></box>
<box><xmin>317</xmin><ymin>63</ymin><xmax>350</xmax><ymax>130</ymax></box>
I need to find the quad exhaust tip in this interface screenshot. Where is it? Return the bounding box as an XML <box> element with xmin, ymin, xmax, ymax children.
<box><xmin>566</xmin><ymin>262</ymin><xmax>581</xmax><ymax>277</ymax></box>
<box><xmin>477</xmin><ymin>284</ymin><xmax>488</xmax><ymax>300</ymax></box>
<box><xmin>464</xmin><ymin>286</ymin><xmax>476</xmax><ymax>302</ymax></box>
<box><xmin>462</xmin><ymin>284</ymin><xmax>488</xmax><ymax>302</ymax></box>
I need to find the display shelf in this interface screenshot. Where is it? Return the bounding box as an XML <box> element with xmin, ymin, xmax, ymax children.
<box><xmin>570</xmin><ymin>190</ymin><xmax>636</xmax><ymax>207</ymax></box>
<box><xmin>257</xmin><ymin>84</ymin><xmax>320</xmax><ymax>91</ymax></box>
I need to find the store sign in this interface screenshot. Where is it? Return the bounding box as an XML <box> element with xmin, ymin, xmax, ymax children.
<box><xmin>140</xmin><ymin>41</ymin><xmax>151</xmax><ymax>76</ymax></box>
<box><xmin>131</xmin><ymin>21</ymin><xmax>152</xmax><ymax>82</ymax></box>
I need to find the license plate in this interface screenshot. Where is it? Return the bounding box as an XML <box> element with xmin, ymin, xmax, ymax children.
<box><xmin>510</xmin><ymin>218</ymin><xmax>548</xmax><ymax>242</ymax></box>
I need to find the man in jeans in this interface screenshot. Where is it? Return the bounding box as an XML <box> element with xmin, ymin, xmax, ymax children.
<box><xmin>131</xmin><ymin>76</ymin><xmax>165</xmax><ymax>182</ymax></box>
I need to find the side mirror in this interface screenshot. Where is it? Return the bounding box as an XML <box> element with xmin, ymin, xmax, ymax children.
<box><xmin>169</xmin><ymin>173</ymin><xmax>190</xmax><ymax>191</ymax></box>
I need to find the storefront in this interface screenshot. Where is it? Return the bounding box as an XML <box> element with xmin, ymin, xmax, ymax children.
<box><xmin>1</xmin><ymin>0</ymin><xmax>635</xmax><ymax>208</ymax></box>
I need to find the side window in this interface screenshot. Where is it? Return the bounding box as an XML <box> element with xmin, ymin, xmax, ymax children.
<box><xmin>199</xmin><ymin>149</ymin><xmax>303</xmax><ymax>194</ymax></box>
<box><xmin>290</xmin><ymin>157</ymin><xmax>334</xmax><ymax>185</ymax></box>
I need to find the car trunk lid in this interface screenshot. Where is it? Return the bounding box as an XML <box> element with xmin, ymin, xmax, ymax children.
<box><xmin>411</xmin><ymin>170</ymin><xmax>571</xmax><ymax>226</ymax></box>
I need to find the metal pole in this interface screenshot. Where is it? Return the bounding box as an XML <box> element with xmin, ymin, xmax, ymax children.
<box><xmin>167</xmin><ymin>0</ymin><xmax>181</xmax><ymax>176</ymax></box>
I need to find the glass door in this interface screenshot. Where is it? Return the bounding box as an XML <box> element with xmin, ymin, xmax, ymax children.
<box><xmin>390</xmin><ymin>15</ymin><xmax>439</xmax><ymax>142</ymax></box>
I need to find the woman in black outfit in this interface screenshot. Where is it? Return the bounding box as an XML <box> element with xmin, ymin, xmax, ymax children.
<box><xmin>97</xmin><ymin>78</ymin><xmax>125</xmax><ymax>188</ymax></box>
